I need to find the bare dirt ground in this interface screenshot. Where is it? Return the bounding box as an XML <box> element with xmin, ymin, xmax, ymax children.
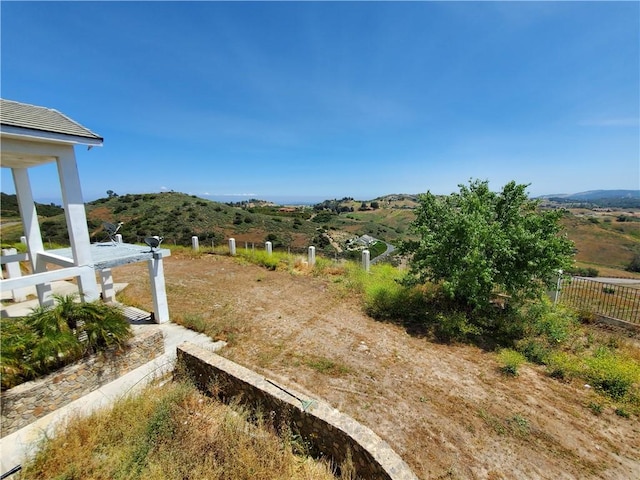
<box><xmin>115</xmin><ymin>252</ymin><xmax>640</xmax><ymax>480</ymax></box>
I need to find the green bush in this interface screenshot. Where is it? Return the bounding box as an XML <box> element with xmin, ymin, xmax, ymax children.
<box><xmin>497</xmin><ymin>349</ymin><xmax>527</xmax><ymax>376</ymax></box>
<box><xmin>516</xmin><ymin>339</ymin><xmax>551</xmax><ymax>365</ymax></box>
<box><xmin>584</xmin><ymin>348</ymin><xmax>640</xmax><ymax>400</ymax></box>
<box><xmin>364</xmin><ymin>281</ymin><xmax>428</xmax><ymax>324</ymax></box>
<box><xmin>545</xmin><ymin>351</ymin><xmax>582</xmax><ymax>380</ymax></box>
<box><xmin>433</xmin><ymin>310</ymin><xmax>482</xmax><ymax>342</ymax></box>
<box><xmin>525</xmin><ymin>301</ymin><xmax>577</xmax><ymax>344</ymax></box>
<box><xmin>627</xmin><ymin>254</ymin><xmax>640</xmax><ymax>273</ymax></box>
<box><xmin>1</xmin><ymin>295</ymin><xmax>131</xmax><ymax>390</ymax></box>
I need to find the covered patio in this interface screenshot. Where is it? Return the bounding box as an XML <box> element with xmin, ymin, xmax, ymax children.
<box><xmin>0</xmin><ymin>99</ymin><xmax>170</xmax><ymax>322</ymax></box>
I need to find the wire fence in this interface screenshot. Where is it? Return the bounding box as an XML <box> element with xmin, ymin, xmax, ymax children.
<box><xmin>558</xmin><ymin>277</ymin><xmax>640</xmax><ymax>324</ymax></box>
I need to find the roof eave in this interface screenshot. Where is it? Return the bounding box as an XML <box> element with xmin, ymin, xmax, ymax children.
<box><xmin>0</xmin><ymin>125</ymin><xmax>104</xmax><ymax>147</ymax></box>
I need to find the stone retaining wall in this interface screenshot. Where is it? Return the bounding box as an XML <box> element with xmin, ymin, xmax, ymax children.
<box><xmin>1</xmin><ymin>328</ymin><xmax>164</xmax><ymax>437</ymax></box>
<box><xmin>177</xmin><ymin>342</ymin><xmax>418</xmax><ymax>480</ymax></box>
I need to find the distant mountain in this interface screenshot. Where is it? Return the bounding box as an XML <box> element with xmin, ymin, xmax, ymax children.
<box><xmin>539</xmin><ymin>190</ymin><xmax>640</xmax><ymax>208</ymax></box>
<box><xmin>565</xmin><ymin>190</ymin><xmax>639</xmax><ymax>201</ymax></box>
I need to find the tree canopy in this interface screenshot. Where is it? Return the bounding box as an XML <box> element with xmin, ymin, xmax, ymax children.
<box><xmin>403</xmin><ymin>180</ymin><xmax>574</xmax><ymax>310</ymax></box>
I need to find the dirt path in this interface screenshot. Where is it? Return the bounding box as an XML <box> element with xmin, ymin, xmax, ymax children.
<box><xmin>116</xmin><ymin>253</ymin><xmax>640</xmax><ymax>479</ymax></box>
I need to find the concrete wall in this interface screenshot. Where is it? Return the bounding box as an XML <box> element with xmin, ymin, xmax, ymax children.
<box><xmin>177</xmin><ymin>342</ymin><xmax>418</xmax><ymax>480</ymax></box>
<box><xmin>1</xmin><ymin>329</ymin><xmax>164</xmax><ymax>437</ymax></box>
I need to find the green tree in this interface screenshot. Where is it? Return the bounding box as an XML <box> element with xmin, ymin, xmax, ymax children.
<box><xmin>403</xmin><ymin>180</ymin><xmax>574</xmax><ymax>311</ymax></box>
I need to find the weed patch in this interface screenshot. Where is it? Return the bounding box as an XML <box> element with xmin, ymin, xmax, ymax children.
<box><xmin>498</xmin><ymin>349</ymin><xmax>526</xmax><ymax>376</ymax></box>
<box><xmin>304</xmin><ymin>354</ymin><xmax>352</xmax><ymax>376</ymax></box>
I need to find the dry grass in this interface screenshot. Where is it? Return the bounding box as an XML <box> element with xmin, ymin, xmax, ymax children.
<box><xmin>561</xmin><ymin>214</ymin><xmax>640</xmax><ymax>270</ymax></box>
<box><xmin>110</xmin><ymin>252</ymin><xmax>640</xmax><ymax>478</ymax></box>
<box><xmin>20</xmin><ymin>379</ymin><xmax>348</xmax><ymax>480</ymax></box>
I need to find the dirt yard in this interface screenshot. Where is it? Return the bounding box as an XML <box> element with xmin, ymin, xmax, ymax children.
<box><xmin>115</xmin><ymin>252</ymin><xmax>639</xmax><ymax>479</ymax></box>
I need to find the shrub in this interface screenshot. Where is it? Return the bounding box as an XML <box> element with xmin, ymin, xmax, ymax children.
<box><xmin>584</xmin><ymin>348</ymin><xmax>640</xmax><ymax>400</ymax></box>
<box><xmin>545</xmin><ymin>351</ymin><xmax>581</xmax><ymax>380</ymax></box>
<box><xmin>517</xmin><ymin>339</ymin><xmax>551</xmax><ymax>365</ymax></box>
<box><xmin>403</xmin><ymin>180</ymin><xmax>574</xmax><ymax>311</ymax></box>
<box><xmin>363</xmin><ymin>279</ymin><xmax>428</xmax><ymax>325</ymax></box>
<box><xmin>434</xmin><ymin>310</ymin><xmax>482</xmax><ymax>343</ymax></box>
<box><xmin>0</xmin><ymin>295</ymin><xmax>131</xmax><ymax>390</ymax></box>
<box><xmin>498</xmin><ymin>349</ymin><xmax>526</xmax><ymax>376</ymax></box>
<box><xmin>627</xmin><ymin>254</ymin><xmax>640</xmax><ymax>273</ymax></box>
<box><xmin>524</xmin><ymin>301</ymin><xmax>577</xmax><ymax>344</ymax></box>
<box><xmin>565</xmin><ymin>266</ymin><xmax>599</xmax><ymax>277</ymax></box>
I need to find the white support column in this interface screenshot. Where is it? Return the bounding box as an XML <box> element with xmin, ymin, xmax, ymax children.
<box><xmin>147</xmin><ymin>254</ymin><xmax>169</xmax><ymax>323</ymax></box>
<box><xmin>57</xmin><ymin>149</ymin><xmax>99</xmax><ymax>301</ymax></box>
<box><xmin>229</xmin><ymin>238</ymin><xmax>236</xmax><ymax>256</ymax></box>
<box><xmin>362</xmin><ymin>250</ymin><xmax>371</xmax><ymax>272</ymax></box>
<box><xmin>99</xmin><ymin>268</ymin><xmax>116</xmax><ymax>303</ymax></box>
<box><xmin>12</xmin><ymin>168</ymin><xmax>49</xmax><ymax>304</ymax></box>
<box><xmin>115</xmin><ymin>234</ymin><xmax>123</xmax><ymax>244</ymax></box>
<box><xmin>192</xmin><ymin>236</ymin><xmax>199</xmax><ymax>251</ymax></box>
<box><xmin>1</xmin><ymin>248</ymin><xmax>27</xmax><ymax>302</ymax></box>
<box><xmin>265</xmin><ymin>241</ymin><xmax>273</xmax><ymax>255</ymax></box>
<box><xmin>308</xmin><ymin>246</ymin><xmax>316</xmax><ymax>266</ymax></box>
<box><xmin>12</xmin><ymin>168</ymin><xmax>44</xmax><ymax>267</ymax></box>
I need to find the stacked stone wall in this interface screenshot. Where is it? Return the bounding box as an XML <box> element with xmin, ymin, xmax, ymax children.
<box><xmin>1</xmin><ymin>328</ymin><xmax>163</xmax><ymax>437</ymax></box>
<box><xmin>177</xmin><ymin>342</ymin><xmax>418</xmax><ymax>480</ymax></box>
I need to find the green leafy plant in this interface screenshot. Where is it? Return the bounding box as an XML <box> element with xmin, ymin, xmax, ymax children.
<box><xmin>584</xmin><ymin>347</ymin><xmax>639</xmax><ymax>400</ymax></box>
<box><xmin>402</xmin><ymin>179</ymin><xmax>574</xmax><ymax>311</ymax></box>
<box><xmin>1</xmin><ymin>295</ymin><xmax>131</xmax><ymax>390</ymax></box>
<box><xmin>497</xmin><ymin>349</ymin><xmax>526</xmax><ymax>376</ymax></box>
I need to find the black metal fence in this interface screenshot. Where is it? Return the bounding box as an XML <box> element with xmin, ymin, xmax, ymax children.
<box><xmin>559</xmin><ymin>277</ymin><xmax>640</xmax><ymax>324</ymax></box>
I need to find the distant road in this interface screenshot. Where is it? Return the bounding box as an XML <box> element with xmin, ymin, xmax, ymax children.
<box><xmin>371</xmin><ymin>241</ymin><xmax>396</xmax><ymax>264</ymax></box>
<box><xmin>575</xmin><ymin>276</ymin><xmax>640</xmax><ymax>286</ymax></box>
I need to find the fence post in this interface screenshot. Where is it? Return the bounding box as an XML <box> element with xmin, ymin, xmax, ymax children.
<box><xmin>308</xmin><ymin>246</ymin><xmax>316</xmax><ymax>267</ymax></box>
<box><xmin>115</xmin><ymin>233</ymin><xmax>123</xmax><ymax>244</ymax></box>
<box><xmin>99</xmin><ymin>268</ymin><xmax>116</xmax><ymax>303</ymax></box>
<box><xmin>228</xmin><ymin>238</ymin><xmax>236</xmax><ymax>256</ymax></box>
<box><xmin>552</xmin><ymin>269</ymin><xmax>563</xmax><ymax>305</ymax></box>
<box><xmin>20</xmin><ymin>236</ymin><xmax>27</xmax><ymax>246</ymax></box>
<box><xmin>265</xmin><ymin>241</ymin><xmax>273</xmax><ymax>255</ymax></box>
<box><xmin>192</xmin><ymin>236</ymin><xmax>199</xmax><ymax>252</ymax></box>
<box><xmin>362</xmin><ymin>249</ymin><xmax>370</xmax><ymax>272</ymax></box>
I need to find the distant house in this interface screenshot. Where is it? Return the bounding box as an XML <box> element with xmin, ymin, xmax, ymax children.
<box><xmin>345</xmin><ymin>234</ymin><xmax>378</xmax><ymax>251</ymax></box>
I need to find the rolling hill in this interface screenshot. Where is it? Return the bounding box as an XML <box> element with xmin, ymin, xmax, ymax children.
<box><xmin>1</xmin><ymin>190</ymin><xmax>638</xmax><ymax>274</ymax></box>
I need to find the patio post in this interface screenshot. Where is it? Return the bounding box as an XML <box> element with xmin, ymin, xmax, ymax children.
<box><xmin>56</xmin><ymin>149</ymin><xmax>99</xmax><ymax>302</ymax></box>
<box><xmin>147</xmin><ymin>253</ymin><xmax>169</xmax><ymax>323</ymax></box>
<box><xmin>12</xmin><ymin>167</ymin><xmax>52</xmax><ymax>305</ymax></box>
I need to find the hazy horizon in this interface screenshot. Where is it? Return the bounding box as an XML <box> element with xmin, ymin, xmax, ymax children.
<box><xmin>10</xmin><ymin>188</ymin><xmax>639</xmax><ymax>209</ymax></box>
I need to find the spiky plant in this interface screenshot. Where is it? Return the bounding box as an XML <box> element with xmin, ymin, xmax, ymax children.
<box><xmin>26</xmin><ymin>299</ymin><xmax>84</xmax><ymax>373</ymax></box>
<box><xmin>0</xmin><ymin>317</ymin><xmax>39</xmax><ymax>389</ymax></box>
<box><xmin>1</xmin><ymin>295</ymin><xmax>132</xmax><ymax>390</ymax></box>
<box><xmin>77</xmin><ymin>300</ymin><xmax>132</xmax><ymax>353</ymax></box>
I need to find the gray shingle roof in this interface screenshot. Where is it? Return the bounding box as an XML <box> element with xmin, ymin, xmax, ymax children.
<box><xmin>0</xmin><ymin>98</ymin><xmax>103</xmax><ymax>143</ymax></box>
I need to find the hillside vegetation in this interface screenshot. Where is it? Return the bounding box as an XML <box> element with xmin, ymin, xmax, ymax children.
<box><xmin>0</xmin><ymin>193</ymin><xmax>64</xmax><ymax>219</ymax></box>
<box><xmin>1</xmin><ymin>190</ymin><xmax>639</xmax><ymax>275</ymax></box>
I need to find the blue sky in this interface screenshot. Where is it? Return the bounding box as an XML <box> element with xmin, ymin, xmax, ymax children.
<box><xmin>1</xmin><ymin>1</ymin><xmax>638</xmax><ymax>204</ymax></box>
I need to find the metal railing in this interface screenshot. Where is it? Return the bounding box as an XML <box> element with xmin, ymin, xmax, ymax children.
<box><xmin>559</xmin><ymin>277</ymin><xmax>640</xmax><ymax>324</ymax></box>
